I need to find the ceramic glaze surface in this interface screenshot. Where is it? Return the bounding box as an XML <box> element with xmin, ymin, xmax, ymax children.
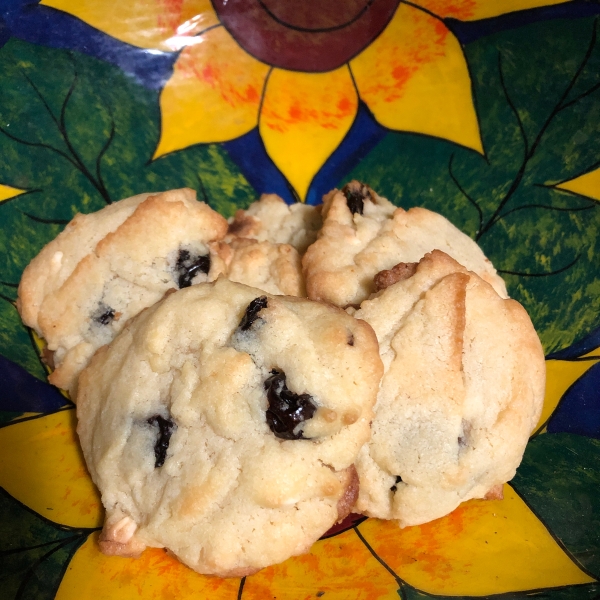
<box><xmin>0</xmin><ymin>0</ymin><xmax>599</xmax><ymax>598</ymax></box>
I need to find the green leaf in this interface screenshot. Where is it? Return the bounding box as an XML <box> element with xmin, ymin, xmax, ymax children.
<box><xmin>0</xmin><ymin>487</ymin><xmax>93</xmax><ymax>600</ymax></box>
<box><xmin>144</xmin><ymin>144</ymin><xmax>257</xmax><ymax>219</ymax></box>
<box><xmin>511</xmin><ymin>433</ymin><xmax>600</xmax><ymax>579</ymax></box>
<box><xmin>0</xmin><ymin>297</ymin><xmax>45</xmax><ymax>381</ymax></box>
<box><xmin>348</xmin><ymin>16</ymin><xmax>600</xmax><ymax>354</ymax></box>
<box><xmin>0</xmin><ymin>38</ymin><xmax>256</xmax><ymax>374</ymax></box>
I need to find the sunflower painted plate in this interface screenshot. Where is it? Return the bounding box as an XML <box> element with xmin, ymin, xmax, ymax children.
<box><xmin>1</xmin><ymin>1</ymin><xmax>600</xmax><ymax>598</ymax></box>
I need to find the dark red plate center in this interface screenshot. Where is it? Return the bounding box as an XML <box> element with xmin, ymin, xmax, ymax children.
<box><xmin>212</xmin><ymin>0</ymin><xmax>401</xmax><ymax>72</ymax></box>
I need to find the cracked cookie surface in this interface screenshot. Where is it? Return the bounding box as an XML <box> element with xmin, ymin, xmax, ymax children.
<box><xmin>353</xmin><ymin>250</ymin><xmax>545</xmax><ymax>527</ymax></box>
<box><xmin>227</xmin><ymin>193</ymin><xmax>322</xmax><ymax>254</ymax></box>
<box><xmin>303</xmin><ymin>181</ymin><xmax>508</xmax><ymax>307</ymax></box>
<box><xmin>217</xmin><ymin>192</ymin><xmax>322</xmax><ymax>297</ymax></box>
<box><xmin>210</xmin><ymin>237</ymin><xmax>305</xmax><ymax>296</ymax></box>
<box><xmin>17</xmin><ymin>188</ymin><xmax>227</xmax><ymax>394</ymax></box>
<box><xmin>76</xmin><ymin>278</ymin><xmax>382</xmax><ymax>577</ymax></box>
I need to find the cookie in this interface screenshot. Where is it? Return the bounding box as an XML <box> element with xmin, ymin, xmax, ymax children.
<box><xmin>17</xmin><ymin>188</ymin><xmax>227</xmax><ymax>394</ymax></box>
<box><xmin>353</xmin><ymin>250</ymin><xmax>545</xmax><ymax>527</ymax></box>
<box><xmin>228</xmin><ymin>193</ymin><xmax>322</xmax><ymax>254</ymax></box>
<box><xmin>303</xmin><ymin>181</ymin><xmax>508</xmax><ymax>307</ymax></box>
<box><xmin>210</xmin><ymin>237</ymin><xmax>305</xmax><ymax>296</ymax></box>
<box><xmin>76</xmin><ymin>277</ymin><xmax>382</xmax><ymax>577</ymax></box>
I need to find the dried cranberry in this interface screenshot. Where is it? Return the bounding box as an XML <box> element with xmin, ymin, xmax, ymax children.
<box><xmin>239</xmin><ymin>296</ymin><xmax>268</xmax><ymax>331</ymax></box>
<box><xmin>342</xmin><ymin>182</ymin><xmax>371</xmax><ymax>215</ymax></box>
<box><xmin>93</xmin><ymin>304</ymin><xmax>115</xmax><ymax>325</ymax></box>
<box><xmin>390</xmin><ymin>475</ymin><xmax>402</xmax><ymax>492</ymax></box>
<box><xmin>147</xmin><ymin>414</ymin><xmax>176</xmax><ymax>468</ymax></box>
<box><xmin>176</xmin><ymin>249</ymin><xmax>210</xmax><ymax>288</ymax></box>
<box><xmin>264</xmin><ymin>370</ymin><xmax>316</xmax><ymax>440</ymax></box>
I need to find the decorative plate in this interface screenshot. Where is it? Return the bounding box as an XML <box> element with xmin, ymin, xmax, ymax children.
<box><xmin>1</xmin><ymin>0</ymin><xmax>600</xmax><ymax>598</ymax></box>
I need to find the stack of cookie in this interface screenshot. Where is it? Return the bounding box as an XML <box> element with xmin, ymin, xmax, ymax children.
<box><xmin>17</xmin><ymin>183</ymin><xmax>545</xmax><ymax>577</ymax></box>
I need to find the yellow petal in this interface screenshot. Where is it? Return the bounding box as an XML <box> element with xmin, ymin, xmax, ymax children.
<box><xmin>40</xmin><ymin>0</ymin><xmax>219</xmax><ymax>51</ymax></box>
<box><xmin>243</xmin><ymin>528</ymin><xmax>398</xmax><ymax>600</ymax></box>
<box><xmin>534</xmin><ymin>351</ymin><xmax>600</xmax><ymax>434</ymax></box>
<box><xmin>0</xmin><ymin>183</ymin><xmax>26</xmax><ymax>204</ymax></box>
<box><xmin>259</xmin><ymin>66</ymin><xmax>358</xmax><ymax>201</ymax></box>
<box><xmin>556</xmin><ymin>168</ymin><xmax>600</xmax><ymax>202</ymax></box>
<box><xmin>356</xmin><ymin>484</ymin><xmax>594</xmax><ymax>596</ymax></box>
<box><xmin>351</xmin><ymin>4</ymin><xmax>483</xmax><ymax>153</ymax></box>
<box><xmin>408</xmin><ymin>0</ymin><xmax>571</xmax><ymax>20</ymax></box>
<box><xmin>56</xmin><ymin>532</ymin><xmax>241</xmax><ymax>600</ymax></box>
<box><xmin>0</xmin><ymin>409</ymin><xmax>102</xmax><ymax>528</ymax></box>
<box><xmin>153</xmin><ymin>26</ymin><xmax>269</xmax><ymax>158</ymax></box>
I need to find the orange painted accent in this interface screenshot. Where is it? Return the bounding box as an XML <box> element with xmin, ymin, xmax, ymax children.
<box><xmin>356</xmin><ymin>485</ymin><xmax>593</xmax><ymax>596</ymax></box>
<box><xmin>259</xmin><ymin>65</ymin><xmax>358</xmax><ymax>200</ymax></box>
<box><xmin>41</xmin><ymin>0</ymin><xmax>219</xmax><ymax>51</ymax></box>
<box><xmin>153</xmin><ymin>26</ymin><xmax>269</xmax><ymax>157</ymax></box>
<box><xmin>408</xmin><ymin>0</ymin><xmax>478</xmax><ymax>19</ymax></box>
<box><xmin>156</xmin><ymin>0</ymin><xmax>185</xmax><ymax>36</ymax></box>
<box><xmin>351</xmin><ymin>4</ymin><xmax>483</xmax><ymax>153</ymax></box>
<box><xmin>56</xmin><ymin>533</ymin><xmax>241</xmax><ymax>600</ymax></box>
<box><xmin>54</xmin><ymin>489</ymin><xmax>594</xmax><ymax>599</ymax></box>
<box><xmin>409</xmin><ymin>0</ymin><xmax>569</xmax><ymax>20</ymax></box>
<box><xmin>243</xmin><ymin>528</ymin><xmax>399</xmax><ymax>600</ymax></box>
